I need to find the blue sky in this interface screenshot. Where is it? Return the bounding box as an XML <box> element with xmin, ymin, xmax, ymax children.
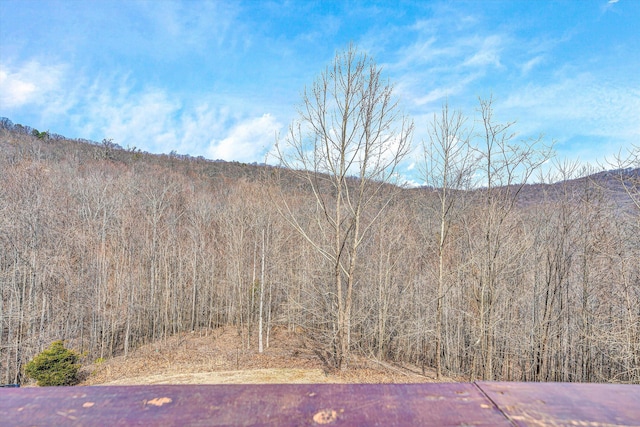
<box><xmin>1</xmin><ymin>0</ymin><xmax>638</xmax><ymax>181</ymax></box>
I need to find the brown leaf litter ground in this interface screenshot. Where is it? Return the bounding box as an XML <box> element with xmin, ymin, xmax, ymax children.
<box><xmin>79</xmin><ymin>327</ymin><xmax>458</xmax><ymax>385</ymax></box>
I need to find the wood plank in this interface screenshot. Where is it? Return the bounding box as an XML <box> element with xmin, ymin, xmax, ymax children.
<box><xmin>477</xmin><ymin>381</ymin><xmax>640</xmax><ymax>427</ymax></box>
<box><xmin>0</xmin><ymin>383</ymin><xmax>509</xmax><ymax>426</ymax></box>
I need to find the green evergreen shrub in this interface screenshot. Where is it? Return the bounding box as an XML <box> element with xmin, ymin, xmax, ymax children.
<box><xmin>24</xmin><ymin>341</ymin><xmax>80</xmax><ymax>386</ymax></box>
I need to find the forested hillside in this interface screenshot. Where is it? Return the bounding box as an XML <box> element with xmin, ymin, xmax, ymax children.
<box><xmin>1</xmin><ymin>117</ymin><xmax>638</xmax><ymax>385</ymax></box>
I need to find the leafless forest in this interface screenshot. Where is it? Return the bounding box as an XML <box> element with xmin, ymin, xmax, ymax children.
<box><xmin>1</xmin><ymin>124</ymin><xmax>637</xmax><ymax>385</ymax></box>
<box><xmin>1</xmin><ymin>52</ymin><xmax>639</xmax><ymax>385</ymax></box>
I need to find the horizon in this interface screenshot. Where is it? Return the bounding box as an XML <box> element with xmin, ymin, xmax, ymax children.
<box><xmin>1</xmin><ymin>0</ymin><xmax>638</xmax><ymax>184</ymax></box>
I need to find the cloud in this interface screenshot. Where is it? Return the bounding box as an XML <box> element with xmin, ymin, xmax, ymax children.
<box><xmin>0</xmin><ymin>60</ymin><xmax>67</xmax><ymax>109</ymax></box>
<box><xmin>208</xmin><ymin>114</ymin><xmax>281</xmax><ymax>162</ymax></box>
<box><xmin>409</xmin><ymin>72</ymin><xmax>483</xmax><ymax>106</ymax></box>
<box><xmin>603</xmin><ymin>0</ymin><xmax>622</xmax><ymax>13</ymax></box>
<box><xmin>79</xmin><ymin>79</ymin><xmax>283</xmax><ymax>162</ymax></box>
<box><xmin>501</xmin><ymin>74</ymin><xmax>638</xmax><ymax>132</ymax></box>
<box><xmin>0</xmin><ymin>62</ymin><xmax>279</xmax><ymax>164</ymax></box>
<box><xmin>0</xmin><ymin>68</ymin><xmax>35</xmax><ymax>108</ymax></box>
<box><xmin>499</xmin><ymin>73</ymin><xmax>640</xmax><ymax>162</ymax></box>
<box><xmin>521</xmin><ymin>55</ymin><xmax>544</xmax><ymax>76</ymax></box>
<box><xmin>385</xmin><ymin>25</ymin><xmax>507</xmax><ymax>110</ymax></box>
<box><xmin>402</xmin><ymin>178</ymin><xmax>423</xmax><ymax>188</ymax></box>
<box><xmin>0</xmin><ymin>54</ymin><xmax>286</xmax><ymax>163</ymax></box>
<box><xmin>461</xmin><ymin>35</ymin><xmax>503</xmax><ymax>68</ymax></box>
<box><xmin>83</xmin><ymin>85</ymin><xmax>181</xmax><ymax>151</ymax></box>
<box><xmin>139</xmin><ymin>1</ymin><xmax>245</xmax><ymax>54</ymax></box>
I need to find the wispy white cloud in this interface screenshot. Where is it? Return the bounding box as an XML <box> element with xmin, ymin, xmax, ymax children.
<box><xmin>602</xmin><ymin>0</ymin><xmax>623</xmax><ymax>15</ymax></box>
<box><xmin>82</xmin><ymin>84</ymin><xmax>181</xmax><ymax>151</ymax></box>
<box><xmin>139</xmin><ymin>1</ymin><xmax>246</xmax><ymax>54</ymax></box>
<box><xmin>409</xmin><ymin>72</ymin><xmax>483</xmax><ymax>106</ymax></box>
<box><xmin>0</xmin><ymin>60</ymin><xmax>67</xmax><ymax>109</ymax></box>
<box><xmin>461</xmin><ymin>35</ymin><xmax>504</xmax><ymax>68</ymax></box>
<box><xmin>502</xmin><ymin>74</ymin><xmax>638</xmax><ymax>133</ymax></box>
<box><xmin>0</xmin><ymin>68</ymin><xmax>35</xmax><ymax>108</ymax></box>
<box><xmin>79</xmin><ymin>78</ymin><xmax>283</xmax><ymax>162</ymax></box>
<box><xmin>521</xmin><ymin>55</ymin><xmax>545</xmax><ymax>76</ymax></box>
<box><xmin>1</xmin><ymin>56</ymin><xmax>284</xmax><ymax>162</ymax></box>
<box><xmin>208</xmin><ymin>114</ymin><xmax>281</xmax><ymax>162</ymax></box>
<box><xmin>500</xmin><ymin>73</ymin><xmax>640</xmax><ymax>162</ymax></box>
<box><xmin>384</xmin><ymin>23</ymin><xmax>508</xmax><ymax>111</ymax></box>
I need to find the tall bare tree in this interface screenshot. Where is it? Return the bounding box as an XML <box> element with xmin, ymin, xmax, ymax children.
<box><xmin>420</xmin><ymin>102</ymin><xmax>476</xmax><ymax>379</ymax></box>
<box><xmin>467</xmin><ymin>96</ymin><xmax>553</xmax><ymax>380</ymax></box>
<box><xmin>274</xmin><ymin>45</ymin><xmax>413</xmax><ymax>369</ymax></box>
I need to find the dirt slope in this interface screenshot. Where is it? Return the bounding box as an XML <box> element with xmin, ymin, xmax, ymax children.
<box><xmin>80</xmin><ymin>327</ymin><xmax>454</xmax><ymax>385</ymax></box>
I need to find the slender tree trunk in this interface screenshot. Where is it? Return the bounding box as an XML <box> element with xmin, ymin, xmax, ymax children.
<box><xmin>258</xmin><ymin>228</ymin><xmax>266</xmax><ymax>353</ymax></box>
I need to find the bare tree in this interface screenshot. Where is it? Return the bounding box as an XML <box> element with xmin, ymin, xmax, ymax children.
<box><xmin>467</xmin><ymin>96</ymin><xmax>553</xmax><ymax>380</ymax></box>
<box><xmin>606</xmin><ymin>145</ymin><xmax>640</xmax><ymax>382</ymax></box>
<box><xmin>420</xmin><ymin>102</ymin><xmax>476</xmax><ymax>379</ymax></box>
<box><xmin>273</xmin><ymin>45</ymin><xmax>413</xmax><ymax>369</ymax></box>
<box><xmin>609</xmin><ymin>144</ymin><xmax>640</xmax><ymax>212</ymax></box>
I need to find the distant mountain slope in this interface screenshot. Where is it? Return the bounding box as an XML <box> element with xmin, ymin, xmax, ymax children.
<box><xmin>2</xmin><ymin>116</ymin><xmax>637</xmax><ymax>205</ymax></box>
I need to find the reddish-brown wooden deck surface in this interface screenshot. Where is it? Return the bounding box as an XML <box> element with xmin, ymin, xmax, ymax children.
<box><xmin>478</xmin><ymin>381</ymin><xmax>640</xmax><ymax>426</ymax></box>
<box><xmin>1</xmin><ymin>382</ymin><xmax>638</xmax><ymax>426</ymax></box>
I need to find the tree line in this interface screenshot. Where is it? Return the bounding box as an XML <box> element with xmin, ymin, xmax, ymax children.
<box><xmin>1</xmin><ymin>47</ymin><xmax>638</xmax><ymax>384</ymax></box>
